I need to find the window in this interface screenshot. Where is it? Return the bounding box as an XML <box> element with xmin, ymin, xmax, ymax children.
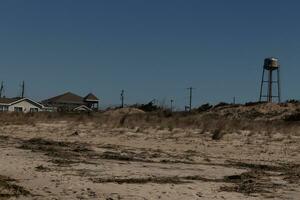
<box><xmin>3</xmin><ymin>106</ymin><xmax>8</xmax><ymax>111</ymax></box>
<box><xmin>14</xmin><ymin>107</ymin><xmax>23</xmax><ymax>112</ymax></box>
<box><xmin>0</xmin><ymin>105</ymin><xmax>7</xmax><ymax>112</ymax></box>
<box><xmin>30</xmin><ymin>108</ymin><xmax>38</xmax><ymax>112</ymax></box>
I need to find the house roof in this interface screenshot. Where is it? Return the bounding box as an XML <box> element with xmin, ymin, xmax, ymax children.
<box><xmin>0</xmin><ymin>97</ymin><xmax>44</xmax><ymax>108</ymax></box>
<box><xmin>0</xmin><ymin>97</ymin><xmax>22</xmax><ymax>105</ymax></box>
<box><xmin>42</xmin><ymin>92</ymin><xmax>84</xmax><ymax>104</ymax></box>
<box><xmin>73</xmin><ymin>105</ymin><xmax>92</xmax><ymax>112</ymax></box>
<box><xmin>84</xmin><ymin>93</ymin><xmax>99</xmax><ymax>101</ymax></box>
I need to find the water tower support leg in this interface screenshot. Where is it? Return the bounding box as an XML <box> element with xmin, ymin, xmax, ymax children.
<box><xmin>268</xmin><ymin>70</ymin><xmax>273</xmax><ymax>102</ymax></box>
<box><xmin>259</xmin><ymin>68</ymin><xmax>265</xmax><ymax>102</ymax></box>
<box><xmin>277</xmin><ymin>68</ymin><xmax>281</xmax><ymax>103</ymax></box>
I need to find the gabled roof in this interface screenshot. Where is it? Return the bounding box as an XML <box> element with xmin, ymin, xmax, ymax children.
<box><xmin>42</xmin><ymin>92</ymin><xmax>84</xmax><ymax>104</ymax></box>
<box><xmin>0</xmin><ymin>97</ymin><xmax>21</xmax><ymax>104</ymax></box>
<box><xmin>11</xmin><ymin>98</ymin><xmax>44</xmax><ymax>108</ymax></box>
<box><xmin>0</xmin><ymin>97</ymin><xmax>44</xmax><ymax>108</ymax></box>
<box><xmin>84</xmin><ymin>93</ymin><xmax>99</xmax><ymax>101</ymax></box>
<box><xmin>73</xmin><ymin>105</ymin><xmax>92</xmax><ymax>112</ymax></box>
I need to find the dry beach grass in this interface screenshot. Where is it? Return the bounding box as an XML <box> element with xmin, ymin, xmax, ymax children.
<box><xmin>0</xmin><ymin>103</ymin><xmax>299</xmax><ymax>199</ymax></box>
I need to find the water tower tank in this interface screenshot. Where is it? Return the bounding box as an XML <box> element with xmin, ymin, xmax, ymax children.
<box><xmin>264</xmin><ymin>57</ymin><xmax>279</xmax><ymax>70</ymax></box>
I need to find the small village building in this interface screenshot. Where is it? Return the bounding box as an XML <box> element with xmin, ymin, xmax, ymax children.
<box><xmin>42</xmin><ymin>92</ymin><xmax>99</xmax><ymax>112</ymax></box>
<box><xmin>0</xmin><ymin>97</ymin><xmax>44</xmax><ymax>113</ymax></box>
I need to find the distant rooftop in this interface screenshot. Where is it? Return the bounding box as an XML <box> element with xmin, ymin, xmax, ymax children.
<box><xmin>0</xmin><ymin>97</ymin><xmax>23</xmax><ymax>104</ymax></box>
<box><xmin>84</xmin><ymin>93</ymin><xmax>99</xmax><ymax>101</ymax></box>
<box><xmin>42</xmin><ymin>92</ymin><xmax>99</xmax><ymax>105</ymax></box>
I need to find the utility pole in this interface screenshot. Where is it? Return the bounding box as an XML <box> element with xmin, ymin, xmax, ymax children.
<box><xmin>21</xmin><ymin>81</ymin><xmax>25</xmax><ymax>98</ymax></box>
<box><xmin>0</xmin><ymin>81</ymin><xmax>4</xmax><ymax>98</ymax></box>
<box><xmin>120</xmin><ymin>90</ymin><xmax>124</xmax><ymax>108</ymax></box>
<box><xmin>233</xmin><ymin>96</ymin><xmax>236</xmax><ymax>105</ymax></box>
<box><xmin>170</xmin><ymin>99</ymin><xmax>174</xmax><ymax>112</ymax></box>
<box><xmin>187</xmin><ymin>87</ymin><xmax>195</xmax><ymax>112</ymax></box>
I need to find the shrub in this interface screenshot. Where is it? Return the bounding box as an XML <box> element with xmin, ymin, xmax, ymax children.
<box><xmin>284</xmin><ymin>112</ymin><xmax>300</xmax><ymax>121</ymax></box>
<box><xmin>214</xmin><ymin>102</ymin><xmax>229</xmax><ymax>109</ymax></box>
<box><xmin>197</xmin><ymin>103</ymin><xmax>213</xmax><ymax>112</ymax></box>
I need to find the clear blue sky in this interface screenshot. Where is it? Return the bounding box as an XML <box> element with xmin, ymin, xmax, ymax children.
<box><xmin>0</xmin><ymin>0</ymin><xmax>299</xmax><ymax>109</ymax></box>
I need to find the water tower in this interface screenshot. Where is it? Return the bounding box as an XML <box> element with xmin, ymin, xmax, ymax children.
<box><xmin>259</xmin><ymin>57</ymin><xmax>281</xmax><ymax>103</ymax></box>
